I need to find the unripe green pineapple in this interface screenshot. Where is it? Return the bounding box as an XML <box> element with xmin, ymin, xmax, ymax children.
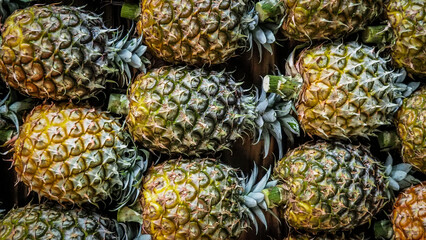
<box><xmin>0</xmin><ymin>203</ymin><xmax>142</xmax><ymax>240</ymax></box>
<box><xmin>0</xmin><ymin>5</ymin><xmax>148</xmax><ymax>101</ymax></box>
<box><xmin>395</xmin><ymin>85</ymin><xmax>426</xmax><ymax>173</ymax></box>
<box><xmin>281</xmin><ymin>0</ymin><xmax>383</xmax><ymax>42</ymax></box>
<box><xmin>118</xmin><ymin>158</ymin><xmax>275</xmax><ymax>240</ymax></box>
<box><xmin>263</xmin><ymin>141</ymin><xmax>412</xmax><ymax>233</ymax></box>
<box><xmin>386</xmin><ymin>0</ymin><xmax>426</xmax><ymax>77</ymax></box>
<box><xmin>264</xmin><ymin>41</ymin><xmax>413</xmax><ymax>140</ymax></box>
<box><xmin>120</xmin><ymin>66</ymin><xmax>298</xmax><ymax>158</ymax></box>
<box><xmin>13</xmin><ymin>102</ymin><xmax>146</xmax><ymax>207</ymax></box>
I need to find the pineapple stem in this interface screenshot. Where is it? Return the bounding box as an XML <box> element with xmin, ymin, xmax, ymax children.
<box><xmin>361</xmin><ymin>25</ymin><xmax>394</xmax><ymax>44</ymax></box>
<box><xmin>255</xmin><ymin>0</ymin><xmax>285</xmax><ymax>22</ymax></box>
<box><xmin>121</xmin><ymin>2</ymin><xmax>141</xmax><ymax>20</ymax></box>
<box><xmin>262</xmin><ymin>185</ymin><xmax>287</xmax><ymax>208</ymax></box>
<box><xmin>108</xmin><ymin>93</ymin><xmax>130</xmax><ymax>115</ymax></box>
<box><xmin>117</xmin><ymin>206</ymin><xmax>144</xmax><ymax>225</ymax></box>
<box><xmin>263</xmin><ymin>75</ymin><xmax>302</xmax><ymax>101</ymax></box>
<box><xmin>377</xmin><ymin>131</ymin><xmax>400</xmax><ymax>151</ymax></box>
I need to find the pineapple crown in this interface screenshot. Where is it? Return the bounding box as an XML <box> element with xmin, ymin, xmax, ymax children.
<box><xmin>239</xmin><ymin>164</ymin><xmax>278</xmax><ymax>233</ymax></box>
<box><xmin>107</xmin><ymin>28</ymin><xmax>150</xmax><ymax>86</ymax></box>
<box><xmin>0</xmin><ymin>87</ymin><xmax>34</xmax><ymax>146</ymax></box>
<box><xmin>241</xmin><ymin>0</ymin><xmax>284</xmax><ymax>59</ymax></box>
<box><xmin>251</xmin><ymin>89</ymin><xmax>299</xmax><ymax>159</ymax></box>
<box><xmin>382</xmin><ymin>154</ymin><xmax>419</xmax><ymax>195</ymax></box>
<box><xmin>113</xmin><ymin>144</ymin><xmax>150</xmax><ymax>211</ymax></box>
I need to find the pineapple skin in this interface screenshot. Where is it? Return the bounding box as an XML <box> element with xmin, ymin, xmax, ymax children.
<box><xmin>0</xmin><ymin>5</ymin><xmax>110</xmax><ymax>100</ymax></box>
<box><xmin>296</xmin><ymin>42</ymin><xmax>404</xmax><ymax>139</ymax></box>
<box><xmin>395</xmin><ymin>86</ymin><xmax>426</xmax><ymax>173</ymax></box>
<box><xmin>0</xmin><ymin>203</ymin><xmax>121</xmax><ymax>239</ymax></box>
<box><xmin>281</xmin><ymin>0</ymin><xmax>383</xmax><ymax>42</ymax></box>
<box><xmin>387</xmin><ymin>0</ymin><xmax>426</xmax><ymax>77</ymax></box>
<box><xmin>274</xmin><ymin>142</ymin><xmax>389</xmax><ymax>232</ymax></box>
<box><xmin>391</xmin><ymin>182</ymin><xmax>426</xmax><ymax>240</ymax></box>
<box><xmin>137</xmin><ymin>0</ymin><xmax>249</xmax><ymax>65</ymax></box>
<box><xmin>140</xmin><ymin>158</ymin><xmax>248</xmax><ymax>240</ymax></box>
<box><xmin>127</xmin><ymin>66</ymin><xmax>254</xmax><ymax>156</ymax></box>
<box><xmin>285</xmin><ymin>231</ymin><xmax>368</xmax><ymax>240</ymax></box>
<box><xmin>13</xmin><ymin>103</ymin><xmax>131</xmax><ymax>205</ymax></box>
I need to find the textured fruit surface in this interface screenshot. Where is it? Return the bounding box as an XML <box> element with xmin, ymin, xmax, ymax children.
<box><xmin>141</xmin><ymin>158</ymin><xmax>248</xmax><ymax>239</ymax></box>
<box><xmin>13</xmin><ymin>103</ymin><xmax>132</xmax><ymax>205</ymax></box>
<box><xmin>0</xmin><ymin>5</ymin><xmax>109</xmax><ymax>100</ymax></box>
<box><xmin>285</xmin><ymin>231</ymin><xmax>367</xmax><ymax>240</ymax></box>
<box><xmin>387</xmin><ymin>0</ymin><xmax>426</xmax><ymax>77</ymax></box>
<box><xmin>274</xmin><ymin>142</ymin><xmax>388</xmax><ymax>232</ymax></box>
<box><xmin>127</xmin><ymin>66</ymin><xmax>253</xmax><ymax>156</ymax></box>
<box><xmin>281</xmin><ymin>0</ymin><xmax>383</xmax><ymax>42</ymax></box>
<box><xmin>396</xmin><ymin>86</ymin><xmax>426</xmax><ymax>173</ymax></box>
<box><xmin>0</xmin><ymin>203</ymin><xmax>121</xmax><ymax>239</ymax></box>
<box><xmin>137</xmin><ymin>0</ymin><xmax>249</xmax><ymax>65</ymax></box>
<box><xmin>295</xmin><ymin>42</ymin><xmax>404</xmax><ymax>139</ymax></box>
<box><xmin>392</xmin><ymin>182</ymin><xmax>426</xmax><ymax>240</ymax></box>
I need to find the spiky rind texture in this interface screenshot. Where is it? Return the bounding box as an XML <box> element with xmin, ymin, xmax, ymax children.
<box><xmin>0</xmin><ymin>203</ymin><xmax>125</xmax><ymax>239</ymax></box>
<box><xmin>141</xmin><ymin>158</ymin><xmax>270</xmax><ymax>240</ymax></box>
<box><xmin>392</xmin><ymin>182</ymin><xmax>425</xmax><ymax>240</ymax></box>
<box><xmin>281</xmin><ymin>0</ymin><xmax>383</xmax><ymax>42</ymax></box>
<box><xmin>295</xmin><ymin>41</ymin><xmax>406</xmax><ymax>139</ymax></box>
<box><xmin>127</xmin><ymin>66</ymin><xmax>254</xmax><ymax>156</ymax></box>
<box><xmin>13</xmin><ymin>103</ymin><xmax>139</xmax><ymax>206</ymax></box>
<box><xmin>387</xmin><ymin>0</ymin><xmax>426</xmax><ymax>77</ymax></box>
<box><xmin>395</xmin><ymin>86</ymin><xmax>426</xmax><ymax>173</ymax></box>
<box><xmin>137</xmin><ymin>0</ymin><xmax>250</xmax><ymax>65</ymax></box>
<box><xmin>0</xmin><ymin>5</ymin><xmax>110</xmax><ymax>100</ymax></box>
<box><xmin>274</xmin><ymin>142</ymin><xmax>389</xmax><ymax>232</ymax></box>
<box><xmin>285</xmin><ymin>231</ymin><xmax>368</xmax><ymax>240</ymax></box>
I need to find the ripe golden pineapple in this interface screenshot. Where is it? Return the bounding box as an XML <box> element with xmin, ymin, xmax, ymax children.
<box><xmin>395</xmin><ymin>85</ymin><xmax>426</xmax><ymax>173</ymax></box>
<box><xmin>386</xmin><ymin>0</ymin><xmax>426</xmax><ymax>77</ymax></box>
<box><xmin>263</xmin><ymin>142</ymin><xmax>412</xmax><ymax>232</ymax></box>
<box><xmin>118</xmin><ymin>158</ymin><xmax>274</xmax><ymax>239</ymax></box>
<box><xmin>0</xmin><ymin>5</ymin><xmax>147</xmax><ymax>100</ymax></box>
<box><xmin>281</xmin><ymin>0</ymin><xmax>383</xmax><ymax>42</ymax></box>
<box><xmin>134</xmin><ymin>0</ymin><xmax>280</xmax><ymax>65</ymax></box>
<box><xmin>12</xmin><ymin>102</ymin><xmax>146</xmax><ymax>207</ymax></box>
<box><xmin>121</xmin><ymin>66</ymin><xmax>298</xmax><ymax>158</ymax></box>
<box><xmin>264</xmin><ymin>41</ymin><xmax>411</xmax><ymax>140</ymax></box>
<box><xmin>391</xmin><ymin>182</ymin><xmax>425</xmax><ymax>240</ymax></box>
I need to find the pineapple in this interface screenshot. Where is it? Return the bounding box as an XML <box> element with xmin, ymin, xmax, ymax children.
<box><xmin>0</xmin><ymin>0</ymin><xmax>34</xmax><ymax>23</ymax></box>
<box><xmin>12</xmin><ymin>102</ymin><xmax>147</xmax><ymax>207</ymax></box>
<box><xmin>386</xmin><ymin>0</ymin><xmax>426</xmax><ymax>78</ymax></box>
<box><xmin>110</xmin><ymin>66</ymin><xmax>299</xmax><ymax>158</ymax></box>
<box><xmin>128</xmin><ymin>0</ymin><xmax>283</xmax><ymax>65</ymax></box>
<box><xmin>391</xmin><ymin>182</ymin><xmax>425</xmax><ymax>240</ymax></box>
<box><xmin>264</xmin><ymin>41</ymin><xmax>413</xmax><ymax>140</ymax></box>
<box><xmin>395</xmin><ymin>85</ymin><xmax>426</xmax><ymax>173</ymax></box>
<box><xmin>281</xmin><ymin>0</ymin><xmax>383</xmax><ymax>42</ymax></box>
<box><xmin>0</xmin><ymin>5</ymin><xmax>148</xmax><ymax>101</ymax></box>
<box><xmin>0</xmin><ymin>202</ymin><xmax>144</xmax><ymax>240</ymax></box>
<box><xmin>285</xmin><ymin>231</ymin><xmax>368</xmax><ymax>240</ymax></box>
<box><xmin>118</xmin><ymin>158</ymin><xmax>275</xmax><ymax>239</ymax></box>
<box><xmin>262</xmin><ymin>141</ymin><xmax>413</xmax><ymax>232</ymax></box>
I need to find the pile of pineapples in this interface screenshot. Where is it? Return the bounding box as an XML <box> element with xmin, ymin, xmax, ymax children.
<box><xmin>0</xmin><ymin>0</ymin><xmax>424</xmax><ymax>240</ymax></box>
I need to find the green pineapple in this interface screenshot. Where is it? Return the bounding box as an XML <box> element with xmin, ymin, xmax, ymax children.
<box><xmin>12</xmin><ymin>102</ymin><xmax>147</xmax><ymax>207</ymax></box>
<box><xmin>281</xmin><ymin>0</ymin><xmax>383</xmax><ymax>42</ymax></box>
<box><xmin>0</xmin><ymin>4</ymin><xmax>148</xmax><ymax>101</ymax></box>
<box><xmin>108</xmin><ymin>66</ymin><xmax>299</xmax><ymax>158</ymax></box>
<box><xmin>263</xmin><ymin>141</ymin><xmax>413</xmax><ymax>233</ymax></box>
<box><xmin>395</xmin><ymin>85</ymin><xmax>426</xmax><ymax>173</ymax></box>
<box><xmin>0</xmin><ymin>203</ymin><xmax>147</xmax><ymax>240</ymax></box>
<box><xmin>118</xmin><ymin>158</ymin><xmax>275</xmax><ymax>240</ymax></box>
<box><xmin>264</xmin><ymin>41</ymin><xmax>414</xmax><ymax>140</ymax></box>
